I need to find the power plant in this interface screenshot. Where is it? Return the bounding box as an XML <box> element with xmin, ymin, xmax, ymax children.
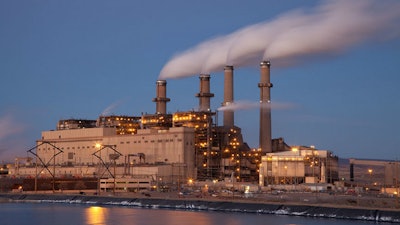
<box><xmin>3</xmin><ymin>0</ymin><xmax>400</xmax><ymax>201</ymax></box>
<box><xmin>7</xmin><ymin>61</ymin><xmax>342</xmax><ymax>193</ymax></box>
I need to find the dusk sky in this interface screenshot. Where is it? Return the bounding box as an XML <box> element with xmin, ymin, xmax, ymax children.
<box><xmin>1</xmin><ymin>0</ymin><xmax>400</xmax><ymax>162</ymax></box>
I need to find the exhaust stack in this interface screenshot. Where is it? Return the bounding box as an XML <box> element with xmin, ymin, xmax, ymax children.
<box><xmin>152</xmin><ymin>80</ymin><xmax>170</xmax><ymax>114</ymax></box>
<box><xmin>196</xmin><ymin>74</ymin><xmax>214</xmax><ymax>112</ymax></box>
<box><xmin>223</xmin><ymin>65</ymin><xmax>234</xmax><ymax>127</ymax></box>
<box><xmin>259</xmin><ymin>61</ymin><xmax>273</xmax><ymax>153</ymax></box>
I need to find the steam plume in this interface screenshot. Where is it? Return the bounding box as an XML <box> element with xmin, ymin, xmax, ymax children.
<box><xmin>101</xmin><ymin>99</ymin><xmax>125</xmax><ymax>116</ymax></box>
<box><xmin>159</xmin><ymin>0</ymin><xmax>400</xmax><ymax>79</ymax></box>
<box><xmin>218</xmin><ymin>100</ymin><xmax>294</xmax><ymax>111</ymax></box>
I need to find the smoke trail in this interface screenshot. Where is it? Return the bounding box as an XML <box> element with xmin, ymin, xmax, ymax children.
<box><xmin>159</xmin><ymin>0</ymin><xmax>400</xmax><ymax>79</ymax></box>
<box><xmin>264</xmin><ymin>0</ymin><xmax>400</xmax><ymax>65</ymax></box>
<box><xmin>218</xmin><ymin>100</ymin><xmax>294</xmax><ymax>111</ymax></box>
<box><xmin>101</xmin><ymin>99</ymin><xmax>125</xmax><ymax>116</ymax></box>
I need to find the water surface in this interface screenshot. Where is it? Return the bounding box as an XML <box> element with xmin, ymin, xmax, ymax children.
<box><xmin>0</xmin><ymin>202</ymin><xmax>383</xmax><ymax>225</ymax></box>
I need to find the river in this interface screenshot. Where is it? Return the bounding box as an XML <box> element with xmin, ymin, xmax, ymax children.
<box><xmin>0</xmin><ymin>202</ymin><xmax>384</xmax><ymax>225</ymax></box>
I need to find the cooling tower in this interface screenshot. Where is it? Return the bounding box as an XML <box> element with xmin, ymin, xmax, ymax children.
<box><xmin>259</xmin><ymin>61</ymin><xmax>273</xmax><ymax>153</ymax></box>
<box><xmin>152</xmin><ymin>80</ymin><xmax>170</xmax><ymax>114</ymax></box>
<box><xmin>223</xmin><ymin>65</ymin><xmax>234</xmax><ymax>127</ymax></box>
<box><xmin>196</xmin><ymin>74</ymin><xmax>214</xmax><ymax>112</ymax></box>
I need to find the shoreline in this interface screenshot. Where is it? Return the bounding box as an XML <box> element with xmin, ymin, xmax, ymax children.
<box><xmin>1</xmin><ymin>193</ymin><xmax>399</xmax><ymax>223</ymax></box>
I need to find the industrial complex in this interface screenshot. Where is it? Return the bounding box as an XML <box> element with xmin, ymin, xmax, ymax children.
<box><xmin>3</xmin><ymin>61</ymin><xmax>399</xmax><ymax>197</ymax></box>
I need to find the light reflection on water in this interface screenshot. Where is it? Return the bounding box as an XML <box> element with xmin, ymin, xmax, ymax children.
<box><xmin>0</xmin><ymin>203</ymin><xmax>380</xmax><ymax>225</ymax></box>
<box><xmin>86</xmin><ymin>206</ymin><xmax>107</xmax><ymax>225</ymax></box>
<box><xmin>84</xmin><ymin>206</ymin><xmax>260</xmax><ymax>225</ymax></box>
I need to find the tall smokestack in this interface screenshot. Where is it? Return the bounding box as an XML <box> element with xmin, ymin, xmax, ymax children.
<box><xmin>223</xmin><ymin>65</ymin><xmax>234</xmax><ymax>127</ymax></box>
<box><xmin>196</xmin><ymin>74</ymin><xmax>214</xmax><ymax>112</ymax></box>
<box><xmin>152</xmin><ymin>80</ymin><xmax>170</xmax><ymax>114</ymax></box>
<box><xmin>259</xmin><ymin>61</ymin><xmax>273</xmax><ymax>153</ymax></box>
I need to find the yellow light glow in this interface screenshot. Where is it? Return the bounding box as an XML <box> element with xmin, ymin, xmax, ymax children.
<box><xmin>86</xmin><ymin>206</ymin><xmax>106</xmax><ymax>225</ymax></box>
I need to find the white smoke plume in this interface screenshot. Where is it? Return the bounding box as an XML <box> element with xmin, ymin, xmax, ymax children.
<box><xmin>101</xmin><ymin>99</ymin><xmax>125</xmax><ymax>116</ymax></box>
<box><xmin>159</xmin><ymin>0</ymin><xmax>400</xmax><ymax>79</ymax></box>
<box><xmin>218</xmin><ymin>100</ymin><xmax>294</xmax><ymax>112</ymax></box>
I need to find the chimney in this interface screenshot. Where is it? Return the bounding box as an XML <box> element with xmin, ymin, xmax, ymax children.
<box><xmin>196</xmin><ymin>74</ymin><xmax>214</xmax><ymax>112</ymax></box>
<box><xmin>259</xmin><ymin>61</ymin><xmax>273</xmax><ymax>153</ymax></box>
<box><xmin>223</xmin><ymin>65</ymin><xmax>234</xmax><ymax>127</ymax></box>
<box><xmin>152</xmin><ymin>80</ymin><xmax>170</xmax><ymax>114</ymax></box>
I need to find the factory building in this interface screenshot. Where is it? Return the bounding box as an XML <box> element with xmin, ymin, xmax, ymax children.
<box><xmin>259</xmin><ymin>146</ymin><xmax>339</xmax><ymax>187</ymax></box>
<box><xmin>96</xmin><ymin>115</ymin><xmax>141</xmax><ymax>135</ymax></box>
<box><xmin>39</xmin><ymin>127</ymin><xmax>194</xmax><ymax>165</ymax></box>
<box><xmin>9</xmin><ymin>60</ymin><xmax>340</xmax><ymax>193</ymax></box>
<box><xmin>57</xmin><ymin>119</ymin><xmax>96</xmax><ymax>130</ymax></box>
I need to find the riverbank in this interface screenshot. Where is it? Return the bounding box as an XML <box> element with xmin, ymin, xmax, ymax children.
<box><xmin>0</xmin><ymin>192</ymin><xmax>399</xmax><ymax>223</ymax></box>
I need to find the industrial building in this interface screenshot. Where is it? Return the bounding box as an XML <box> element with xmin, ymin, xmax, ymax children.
<box><xmin>259</xmin><ymin>145</ymin><xmax>339</xmax><ymax>189</ymax></box>
<box><xmin>9</xmin><ymin>61</ymin><xmax>340</xmax><ymax>193</ymax></box>
<box><xmin>348</xmin><ymin>158</ymin><xmax>400</xmax><ymax>195</ymax></box>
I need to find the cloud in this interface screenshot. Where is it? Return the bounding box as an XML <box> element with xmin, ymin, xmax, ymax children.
<box><xmin>0</xmin><ymin>114</ymin><xmax>25</xmax><ymax>142</ymax></box>
<box><xmin>0</xmin><ymin>113</ymin><xmax>27</xmax><ymax>159</ymax></box>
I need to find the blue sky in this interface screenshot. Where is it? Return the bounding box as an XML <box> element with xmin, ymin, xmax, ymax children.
<box><xmin>1</xmin><ymin>0</ymin><xmax>399</xmax><ymax>162</ymax></box>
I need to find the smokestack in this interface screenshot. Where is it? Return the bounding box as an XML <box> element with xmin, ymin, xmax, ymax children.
<box><xmin>152</xmin><ymin>80</ymin><xmax>170</xmax><ymax>114</ymax></box>
<box><xmin>223</xmin><ymin>65</ymin><xmax>234</xmax><ymax>127</ymax></box>
<box><xmin>259</xmin><ymin>61</ymin><xmax>273</xmax><ymax>153</ymax></box>
<box><xmin>196</xmin><ymin>74</ymin><xmax>214</xmax><ymax>112</ymax></box>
